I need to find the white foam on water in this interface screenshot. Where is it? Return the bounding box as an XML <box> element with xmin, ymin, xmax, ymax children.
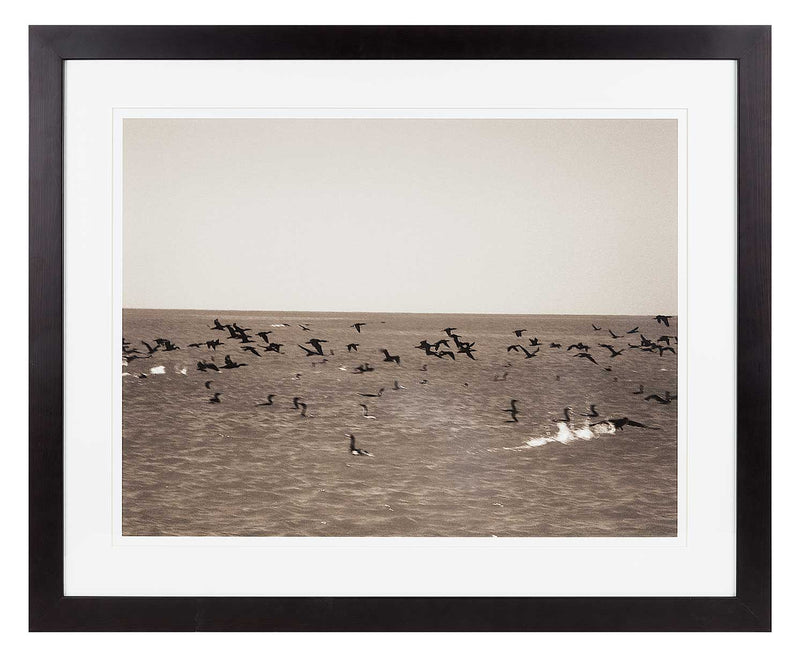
<box><xmin>149</xmin><ymin>365</ymin><xmax>166</xmax><ymax>375</ymax></box>
<box><xmin>505</xmin><ymin>421</ymin><xmax>616</xmax><ymax>450</ymax></box>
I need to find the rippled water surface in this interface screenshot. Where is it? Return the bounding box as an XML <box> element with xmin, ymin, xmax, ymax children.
<box><xmin>123</xmin><ymin>310</ymin><xmax>678</xmax><ymax>536</ymax></box>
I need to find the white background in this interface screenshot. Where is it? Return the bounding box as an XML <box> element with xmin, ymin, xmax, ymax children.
<box><xmin>1</xmin><ymin>0</ymin><xmax>797</xmax><ymax>654</ymax></box>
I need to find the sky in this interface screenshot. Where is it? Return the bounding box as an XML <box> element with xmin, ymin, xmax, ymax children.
<box><xmin>123</xmin><ymin>118</ymin><xmax>677</xmax><ymax>314</ymax></box>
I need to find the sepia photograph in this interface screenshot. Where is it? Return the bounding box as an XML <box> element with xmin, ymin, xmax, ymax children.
<box><xmin>121</xmin><ymin>116</ymin><xmax>679</xmax><ymax>537</ymax></box>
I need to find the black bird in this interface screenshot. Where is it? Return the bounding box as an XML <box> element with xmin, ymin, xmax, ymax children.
<box><xmin>208</xmin><ymin>392</ymin><xmax>221</xmax><ymax>404</ymax></box>
<box><xmin>528</xmin><ymin>337</ymin><xmax>541</xmax><ymax>347</ymax></box>
<box><xmin>608</xmin><ymin>329</ymin><xmax>621</xmax><ymax>339</ymax></box>
<box><xmin>627</xmin><ymin>327</ymin><xmax>640</xmax><ymax>334</ymax></box>
<box><xmin>581</xmin><ymin>404</ymin><xmax>600</xmax><ymax>418</ymax></box>
<box><xmin>443</xmin><ymin>327</ymin><xmax>458</xmax><ymax>336</ymax></box>
<box><xmin>436</xmin><ymin>350</ymin><xmax>456</xmax><ymax>360</ymax></box>
<box><xmin>503</xmin><ymin>399</ymin><xmax>520</xmax><ymax>423</ymax></box>
<box><xmin>518</xmin><ymin>345</ymin><xmax>540</xmax><ymax>359</ymax></box>
<box><xmin>241</xmin><ymin>345</ymin><xmax>262</xmax><ymax>357</ymax></box>
<box><xmin>141</xmin><ymin>340</ymin><xmax>159</xmax><ymax>354</ymax></box>
<box><xmin>657</xmin><ymin>335</ymin><xmax>674</xmax><ymax>345</ymax></box>
<box><xmin>550</xmin><ymin>342</ymin><xmax>562</xmax><ymax>349</ymax></box>
<box><xmin>256</xmin><ymin>331</ymin><xmax>272</xmax><ymax>344</ymax></box>
<box><xmin>348</xmin><ymin>433</ymin><xmax>373</xmax><ymax>456</ymax></box>
<box><xmin>306</xmin><ymin>338</ymin><xmax>327</xmax><ymax>355</ymax></box>
<box><xmin>354</xmin><ymin>363</ymin><xmax>375</xmax><ymax>374</ymax></box>
<box><xmin>655</xmin><ymin>315</ymin><xmax>673</xmax><ymax>327</ymax></box>
<box><xmin>347</xmin><ymin>343</ymin><xmax>359</xmax><ymax>352</ymax></box>
<box><xmin>351</xmin><ymin>323</ymin><xmax>366</xmax><ymax>333</ymax></box>
<box><xmin>359</xmin><ymin>403</ymin><xmax>376</xmax><ymax>419</ymax></box>
<box><xmin>197</xmin><ymin>360</ymin><xmax>219</xmax><ymax>372</ymax></box>
<box><xmin>591</xmin><ymin>417</ymin><xmax>657</xmax><ymax>431</ymax></box>
<box><xmin>459</xmin><ymin>344</ymin><xmax>477</xmax><ymax>360</ymax></box>
<box><xmin>204</xmin><ymin>380</ymin><xmax>213</xmax><ymax>389</ymax></box>
<box><xmin>656</xmin><ymin>345</ymin><xmax>676</xmax><ymax>357</ymax></box>
<box><xmin>552</xmin><ymin>407</ymin><xmax>572</xmax><ymax>424</ymax></box>
<box><xmin>264</xmin><ymin>343</ymin><xmax>284</xmax><ymax>353</ymax></box>
<box><xmin>432</xmin><ymin>339</ymin><xmax>450</xmax><ymax>350</ymax></box>
<box><xmin>187</xmin><ymin>342</ymin><xmax>204</xmax><ymax>348</ymax></box>
<box><xmin>205</xmin><ymin>339</ymin><xmax>221</xmax><ymax>350</ymax></box>
<box><xmin>507</xmin><ymin>344</ymin><xmax>521</xmax><ymax>352</ymax></box>
<box><xmin>645</xmin><ymin>393</ymin><xmax>673</xmax><ymax>404</ymax></box>
<box><xmin>210</xmin><ymin>318</ymin><xmax>226</xmax><ymax>331</ymax></box>
<box><xmin>256</xmin><ymin>394</ymin><xmax>276</xmax><ymax>407</ymax></box>
<box><xmin>381</xmin><ymin>349</ymin><xmax>400</xmax><ymax>364</ymax></box>
<box><xmin>297</xmin><ymin>344</ymin><xmax>319</xmax><ymax>357</ymax></box>
<box><xmin>592</xmin><ymin>324</ymin><xmax>602</xmax><ymax>331</ymax></box>
<box><xmin>358</xmin><ymin>388</ymin><xmax>384</xmax><ymax>398</ymax></box>
<box><xmin>298</xmin><ymin>324</ymin><xmax>311</xmax><ymax>331</ymax></box>
<box><xmin>567</xmin><ymin>343</ymin><xmax>590</xmax><ymax>352</ymax></box>
<box><xmin>222</xmin><ymin>355</ymin><xmax>246</xmax><ymax>369</ymax></box>
<box><xmin>633</xmin><ymin>384</ymin><xmax>645</xmax><ymax>395</ymax></box>
<box><xmin>598</xmin><ymin>344</ymin><xmax>624</xmax><ymax>358</ymax></box>
<box><xmin>574</xmin><ymin>352</ymin><xmax>598</xmax><ymax>365</ymax></box>
<box><xmin>513</xmin><ymin>329</ymin><xmax>527</xmax><ymax>338</ymax></box>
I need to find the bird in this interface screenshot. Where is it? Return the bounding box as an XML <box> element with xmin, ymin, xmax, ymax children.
<box><xmin>351</xmin><ymin>323</ymin><xmax>366</xmax><ymax>333</ymax></box>
<box><xmin>608</xmin><ymin>329</ymin><xmax>621</xmax><ymax>339</ymax></box>
<box><xmin>552</xmin><ymin>407</ymin><xmax>572</xmax><ymax>424</ymax></box>
<box><xmin>347</xmin><ymin>433</ymin><xmax>373</xmax><ymax>456</ymax></box>
<box><xmin>381</xmin><ymin>349</ymin><xmax>400</xmax><ymax>364</ymax></box>
<box><xmin>204</xmin><ymin>380</ymin><xmax>213</xmax><ymax>389</ymax></box>
<box><xmin>550</xmin><ymin>342</ymin><xmax>562</xmax><ymax>349</ymax></box>
<box><xmin>197</xmin><ymin>360</ymin><xmax>219</xmax><ymax>372</ymax></box>
<box><xmin>292</xmin><ymin>396</ymin><xmax>302</xmax><ymax>409</ymax></box>
<box><xmin>656</xmin><ymin>345</ymin><xmax>676</xmax><ymax>356</ymax></box>
<box><xmin>205</xmin><ymin>339</ymin><xmax>221</xmax><ymax>350</ymax></box>
<box><xmin>346</xmin><ymin>343</ymin><xmax>359</xmax><ymax>352</ymax></box>
<box><xmin>574</xmin><ymin>352</ymin><xmax>598</xmax><ymax>364</ymax></box>
<box><xmin>436</xmin><ymin>350</ymin><xmax>456</xmax><ymax>360</ymax></box>
<box><xmin>392</xmin><ymin>380</ymin><xmax>406</xmax><ymax>390</ymax></box>
<box><xmin>256</xmin><ymin>394</ymin><xmax>275</xmax><ymax>407</ymax></box>
<box><xmin>528</xmin><ymin>337</ymin><xmax>541</xmax><ymax>347</ymax></box>
<box><xmin>645</xmin><ymin>392</ymin><xmax>674</xmax><ymax>404</ymax></box>
<box><xmin>359</xmin><ymin>404</ymin><xmax>377</xmax><ymax>419</ymax></box>
<box><xmin>598</xmin><ymin>344</ymin><xmax>624</xmax><ymax>358</ymax></box>
<box><xmin>518</xmin><ymin>345</ymin><xmax>540</xmax><ymax>359</ymax></box>
<box><xmin>592</xmin><ymin>324</ymin><xmax>602</xmax><ymax>331</ymax></box>
<box><xmin>580</xmin><ymin>404</ymin><xmax>600</xmax><ymax>418</ymax></box>
<box><xmin>358</xmin><ymin>388</ymin><xmax>384</xmax><ymax>398</ymax></box>
<box><xmin>306</xmin><ymin>338</ymin><xmax>327</xmax><ymax>355</ymax></box>
<box><xmin>210</xmin><ymin>318</ymin><xmax>226</xmax><ymax>331</ymax></box>
<box><xmin>222</xmin><ymin>355</ymin><xmax>246</xmax><ymax>369</ymax></box>
<box><xmin>208</xmin><ymin>392</ymin><xmax>221</xmax><ymax>404</ymax></box>
<box><xmin>442</xmin><ymin>327</ymin><xmax>458</xmax><ymax>336</ymax></box>
<box><xmin>513</xmin><ymin>329</ymin><xmax>527</xmax><ymax>338</ymax></box>
<box><xmin>256</xmin><ymin>331</ymin><xmax>272</xmax><ymax>344</ymax></box>
<box><xmin>633</xmin><ymin>384</ymin><xmax>645</xmax><ymax>395</ymax></box>
<box><xmin>354</xmin><ymin>363</ymin><xmax>375</xmax><ymax>373</ymax></box>
<box><xmin>591</xmin><ymin>417</ymin><xmax>658</xmax><ymax>431</ymax></box>
<box><xmin>141</xmin><ymin>340</ymin><xmax>159</xmax><ymax>354</ymax></box>
<box><xmin>655</xmin><ymin>315</ymin><xmax>673</xmax><ymax>327</ymax></box>
<box><xmin>241</xmin><ymin>345</ymin><xmax>261</xmax><ymax>357</ymax></box>
<box><xmin>297</xmin><ymin>344</ymin><xmax>318</xmax><ymax>356</ymax></box>
<box><xmin>627</xmin><ymin>327</ymin><xmax>640</xmax><ymax>334</ymax></box>
<box><xmin>297</xmin><ymin>402</ymin><xmax>308</xmax><ymax>418</ymax></box>
<box><xmin>298</xmin><ymin>323</ymin><xmax>311</xmax><ymax>331</ymax></box>
<box><xmin>187</xmin><ymin>342</ymin><xmax>204</xmax><ymax>348</ymax></box>
<box><xmin>503</xmin><ymin>399</ymin><xmax>520</xmax><ymax>423</ymax></box>
<box><xmin>567</xmin><ymin>343</ymin><xmax>590</xmax><ymax>351</ymax></box>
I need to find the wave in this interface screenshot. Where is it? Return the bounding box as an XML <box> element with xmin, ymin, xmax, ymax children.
<box><xmin>506</xmin><ymin>421</ymin><xmax>616</xmax><ymax>450</ymax></box>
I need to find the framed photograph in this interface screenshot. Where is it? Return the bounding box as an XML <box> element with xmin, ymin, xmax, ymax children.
<box><xmin>29</xmin><ymin>26</ymin><xmax>770</xmax><ymax>630</ymax></box>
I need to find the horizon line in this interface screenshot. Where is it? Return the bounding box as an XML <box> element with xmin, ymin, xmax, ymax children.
<box><xmin>123</xmin><ymin>307</ymin><xmax>677</xmax><ymax>317</ymax></box>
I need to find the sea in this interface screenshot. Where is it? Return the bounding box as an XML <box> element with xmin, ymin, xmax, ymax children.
<box><xmin>122</xmin><ymin>310</ymin><xmax>678</xmax><ymax>537</ymax></box>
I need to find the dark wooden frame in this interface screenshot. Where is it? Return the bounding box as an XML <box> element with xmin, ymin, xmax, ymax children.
<box><xmin>29</xmin><ymin>26</ymin><xmax>771</xmax><ymax>631</ymax></box>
